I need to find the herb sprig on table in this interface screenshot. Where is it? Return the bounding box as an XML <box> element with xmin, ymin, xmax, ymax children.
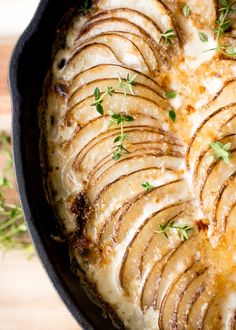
<box><xmin>92</xmin><ymin>74</ymin><xmax>137</xmax><ymax>160</ymax></box>
<box><xmin>0</xmin><ymin>132</ymin><xmax>33</xmax><ymax>252</ymax></box>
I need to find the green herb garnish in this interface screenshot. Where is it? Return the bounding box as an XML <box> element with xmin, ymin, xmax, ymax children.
<box><xmin>158</xmin><ymin>220</ymin><xmax>193</xmax><ymax>240</ymax></box>
<box><xmin>91</xmin><ymin>74</ymin><xmax>137</xmax><ymax>115</ymax></box>
<box><xmin>206</xmin><ymin>0</ymin><xmax>236</xmax><ymax>57</ymax></box>
<box><xmin>92</xmin><ymin>74</ymin><xmax>137</xmax><ymax>160</ymax></box>
<box><xmin>209</xmin><ymin>141</ymin><xmax>232</xmax><ymax>164</ymax></box>
<box><xmin>159</xmin><ymin>29</ymin><xmax>176</xmax><ymax>46</ymax></box>
<box><xmin>165</xmin><ymin>90</ymin><xmax>177</xmax><ymax>99</ymax></box>
<box><xmin>141</xmin><ymin>182</ymin><xmax>153</xmax><ymax>192</ymax></box>
<box><xmin>79</xmin><ymin>0</ymin><xmax>92</xmax><ymax>14</ymax></box>
<box><xmin>168</xmin><ymin>110</ymin><xmax>176</xmax><ymax>122</ymax></box>
<box><xmin>109</xmin><ymin>114</ymin><xmax>134</xmax><ymax>160</ymax></box>
<box><xmin>198</xmin><ymin>31</ymin><xmax>208</xmax><ymax>42</ymax></box>
<box><xmin>182</xmin><ymin>4</ymin><xmax>190</xmax><ymax>17</ymax></box>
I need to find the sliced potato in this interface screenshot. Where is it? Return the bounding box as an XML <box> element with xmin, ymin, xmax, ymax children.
<box><xmin>177</xmin><ymin>269</ymin><xmax>212</xmax><ymax>327</ymax></box>
<box><xmin>61</xmin><ymin>43</ymin><xmax>121</xmax><ymax>80</ymax></box>
<box><xmin>114</xmin><ymin>179</ymin><xmax>189</xmax><ymax>244</ymax></box>
<box><xmin>76</xmin><ymin>33</ymin><xmax>150</xmax><ymax>74</ymax></box>
<box><xmin>86</xmin><ymin>177</ymin><xmax>184</xmax><ymax>242</ymax></box>
<box><xmin>95</xmin><ymin>0</ymin><xmax>175</xmax><ymax>33</ymax></box>
<box><xmin>155</xmin><ymin>232</ymin><xmax>205</xmax><ymax>313</ymax></box>
<box><xmin>160</xmin><ymin>263</ymin><xmax>207</xmax><ymax>329</ymax></box>
<box><xmin>187</xmin><ymin>281</ymin><xmax>217</xmax><ymax>329</ymax></box>
<box><xmin>193</xmin><ymin>133</ymin><xmax>236</xmax><ymax>189</ymax></box>
<box><xmin>120</xmin><ymin>203</ymin><xmax>187</xmax><ymax>298</ymax></box>
<box><xmin>88</xmin><ymin>8</ymin><xmax>161</xmax><ymax>45</ymax></box>
<box><xmin>68</xmin><ymin>78</ymin><xmax>166</xmax><ymax>109</ymax></box>
<box><xmin>202</xmin><ymin>80</ymin><xmax>236</xmax><ymax>116</ymax></box>
<box><xmin>141</xmin><ymin>249</ymin><xmax>179</xmax><ymax>310</ymax></box>
<box><xmin>72</xmin><ymin>125</ymin><xmax>179</xmax><ymax>164</ymax></box>
<box><xmin>79</xmin><ymin>138</ymin><xmax>183</xmax><ymax>183</ymax></box>
<box><xmin>186</xmin><ymin>104</ymin><xmax>236</xmax><ymax>170</ymax></box>
<box><xmin>86</xmin><ymin>8</ymin><xmax>163</xmax><ymax>63</ymax></box>
<box><xmin>77</xmin><ymin>17</ymin><xmax>151</xmax><ymax>48</ymax></box>
<box><xmin>65</xmin><ymin>94</ymin><xmax>168</xmax><ymax>128</ymax></box>
<box><xmin>201</xmin><ymin>153</ymin><xmax>236</xmax><ymax>228</ymax></box>
<box><xmin>89</xmin><ymin>149</ymin><xmax>184</xmax><ymax>185</ymax></box>
<box><xmin>106</xmin><ymin>32</ymin><xmax>158</xmax><ymax>72</ymax></box>
<box><xmin>64</xmin><ymin>115</ymin><xmax>161</xmax><ymax>156</ymax></box>
<box><xmin>69</xmin><ymin>64</ymin><xmax>164</xmax><ymax>96</ymax></box>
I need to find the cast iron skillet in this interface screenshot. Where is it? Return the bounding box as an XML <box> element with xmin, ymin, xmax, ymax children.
<box><xmin>9</xmin><ymin>1</ymin><xmax>116</xmax><ymax>329</ymax></box>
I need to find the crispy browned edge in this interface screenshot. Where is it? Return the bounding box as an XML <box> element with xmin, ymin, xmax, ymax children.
<box><xmin>38</xmin><ymin>5</ymin><xmax>125</xmax><ymax>329</ymax></box>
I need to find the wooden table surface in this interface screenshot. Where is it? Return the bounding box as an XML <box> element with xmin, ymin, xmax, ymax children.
<box><xmin>0</xmin><ymin>3</ymin><xmax>80</xmax><ymax>329</ymax></box>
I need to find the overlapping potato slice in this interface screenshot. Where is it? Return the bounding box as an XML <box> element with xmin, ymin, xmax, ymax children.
<box><xmin>187</xmin><ymin>81</ymin><xmax>236</xmax><ymax>241</ymax></box>
<box><xmin>75</xmin><ymin>33</ymin><xmax>150</xmax><ymax>74</ymax></box>
<box><xmin>69</xmin><ymin>64</ymin><xmax>164</xmax><ymax>95</ymax></box>
<box><xmin>68</xmin><ymin>79</ymin><xmax>166</xmax><ymax>109</ymax></box>
<box><xmin>95</xmin><ymin>0</ymin><xmax>176</xmax><ymax>34</ymax></box>
<box><xmin>87</xmin><ymin>8</ymin><xmax>162</xmax><ymax>45</ymax></box>
<box><xmin>60</xmin><ymin>43</ymin><xmax>121</xmax><ymax>80</ymax></box>
<box><xmin>106</xmin><ymin>32</ymin><xmax>158</xmax><ymax>72</ymax></box>
<box><xmin>119</xmin><ymin>202</ymin><xmax>189</xmax><ymax>298</ymax></box>
<box><xmin>87</xmin><ymin>176</ymin><xmax>184</xmax><ymax>241</ymax></box>
<box><xmin>77</xmin><ymin>17</ymin><xmax>153</xmax><ymax>49</ymax></box>
<box><xmin>65</xmin><ymin>94</ymin><xmax>168</xmax><ymax>127</ymax></box>
<box><xmin>83</xmin><ymin>8</ymin><xmax>163</xmax><ymax>67</ymax></box>
<box><xmin>160</xmin><ymin>263</ymin><xmax>216</xmax><ymax>329</ymax></box>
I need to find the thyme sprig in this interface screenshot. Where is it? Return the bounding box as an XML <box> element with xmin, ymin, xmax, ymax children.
<box><xmin>207</xmin><ymin>0</ymin><xmax>236</xmax><ymax>57</ymax></box>
<box><xmin>91</xmin><ymin>74</ymin><xmax>137</xmax><ymax>115</ymax></box>
<box><xmin>92</xmin><ymin>74</ymin><xmax>137</xmax><ymax>160</ymax></box>
<box><xmin>0</xmin><ymin>133</ymin><xmax>33</xmax><ymax>252</ymax></box>
<box><xmin>109</xmin><ymin>114</ymin><xmax>134</xmax><ymax>160</ymax></box>
<box><xmin>158</xmin><ymin>220</ymin><xmax>193</xmax><ymax>241</ymax></box>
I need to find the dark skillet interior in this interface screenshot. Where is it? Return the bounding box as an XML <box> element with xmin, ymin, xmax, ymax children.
<box><xmin>9</xmin><ymin>0</ymin><xmax>116</xmax><ymax>329</ymax></box>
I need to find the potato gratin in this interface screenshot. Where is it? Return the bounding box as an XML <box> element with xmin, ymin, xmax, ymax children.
<box><xmin>39</xmin><ymin>0</ymin><xmax>236</xmax><ymax>328</ymax></box>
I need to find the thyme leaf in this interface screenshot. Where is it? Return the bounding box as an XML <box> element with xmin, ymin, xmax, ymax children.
<box><xmin>159</xmin><ymin>29</ymin><xmax>176</xmax><ymax>46</ymax></box>
<box><xmin>141</xmin><ymin>182</ymin><xmax>153</xmax><ymax>192</ymax></box>
<box><xmin>165</xmin><ymin>90</ymin><xmax>177</xmax><ymax>99</ymax></box>
<box><xmin>182</xmin><ymin>4</ymin><xmax>190</xmax><ymax>17</ymax></box>
<box><xmin>198</xmin><ymin>31</ymin><xmax>208</xmax><ymax>42</ymax></box>
<box><xmin>168</xmin><ymin>110</ymin><xmax>177</xmax><ymax>122</ymax></box>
